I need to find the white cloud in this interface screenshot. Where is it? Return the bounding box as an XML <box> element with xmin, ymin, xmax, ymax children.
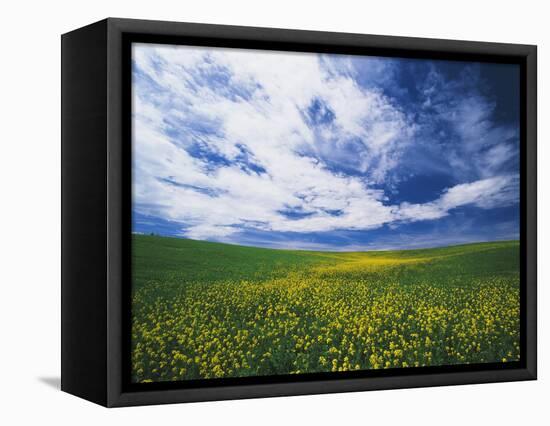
<box><xmin>132</xmin><ymin>44</ymin><xmax>519</xmax><ymax>244</ymax></box>
<box><xmin>417</xmin><ymin>66</ymin><xmax>520</xmax><ymax>181</ymax></box>
<box><xmin>398</xmin><ymin>175</ymin><xmax>519</xmax><ymax>222</ymax></box>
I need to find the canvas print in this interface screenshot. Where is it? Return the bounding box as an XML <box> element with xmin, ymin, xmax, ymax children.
<box><xmin>130</xmin><ymin>43</ymin><xmax>520</xmax><ymax>383</ymax></box>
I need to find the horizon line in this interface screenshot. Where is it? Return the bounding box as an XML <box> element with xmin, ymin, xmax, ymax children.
<box><xmin>131</xmin><ymin>231</ymin><xmax>519</xmax><ymax>254</ymax></box>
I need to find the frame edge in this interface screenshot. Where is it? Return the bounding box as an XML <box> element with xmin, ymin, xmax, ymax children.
<box><xmin>61</xmin><ymin>19</ymin><xmax>110</xmax><ymax>407</ymax></box>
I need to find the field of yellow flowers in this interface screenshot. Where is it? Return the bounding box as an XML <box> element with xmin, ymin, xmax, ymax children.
<box><xmin>131</xmin><ymin>235</ymin><xmax>520</xmax><ymax>383</ymax></box>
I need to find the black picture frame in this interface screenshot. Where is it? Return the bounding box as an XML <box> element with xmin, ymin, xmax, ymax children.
<box><xmin>61</xmin><ymin>17</ymin><xmax>537</xmax><ymax>407</ymax></box>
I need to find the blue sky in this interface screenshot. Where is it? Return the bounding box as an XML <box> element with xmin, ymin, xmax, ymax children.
<box><xmin>131</xmin><ymin>43</ymin><xmax>520</xmax><ymax>251</ymax></box>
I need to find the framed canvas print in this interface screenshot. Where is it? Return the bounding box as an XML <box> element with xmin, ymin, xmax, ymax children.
<box><xmin>61</xmin><ymin>18</ymin><xmax>537</xmax><ymax>407</ymax></box>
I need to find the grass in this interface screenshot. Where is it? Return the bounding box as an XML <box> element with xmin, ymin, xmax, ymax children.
<box><xmin>131</xmin><ymin>235</ymin><xmax>520</xmax><ymax>383</ymax></box>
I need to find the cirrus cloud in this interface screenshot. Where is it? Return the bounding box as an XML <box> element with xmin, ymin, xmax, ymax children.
<box><xmin>132</xmin><ymin>43</ymin><xmax>520</xmax><ymax>249</ymax></box>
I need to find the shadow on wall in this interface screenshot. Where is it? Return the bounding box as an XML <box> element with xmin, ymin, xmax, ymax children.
<box><xmin>38</xmin><ymin>377</ymin><xmax>61</xmax><ymax>390</ymax></box>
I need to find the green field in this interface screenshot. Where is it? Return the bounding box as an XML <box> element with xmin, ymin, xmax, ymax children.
<box><xmin>131</xmin><ymin>235</ymin><xmax>520</xmax><ymax>383</ymax></box>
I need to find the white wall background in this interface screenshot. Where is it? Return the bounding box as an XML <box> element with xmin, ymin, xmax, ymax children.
<box><xmin>0</xmin><ymin>0</ymin><xmax>546</xmax><ymax>424</ymax></box>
